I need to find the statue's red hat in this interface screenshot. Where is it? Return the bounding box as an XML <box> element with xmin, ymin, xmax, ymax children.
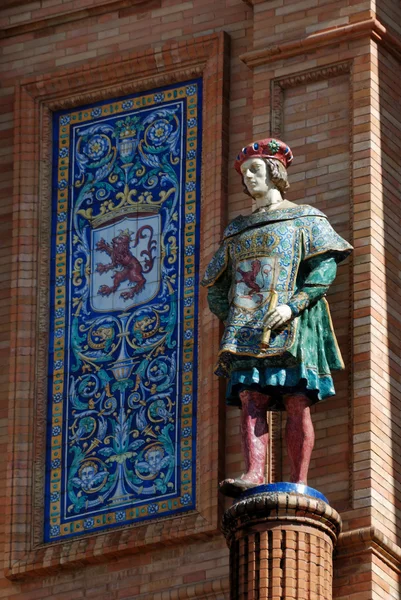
<box><xmin>234</xmin><ymin>138</ymin><xmax>293</xmax><ymax>174</ymax></box>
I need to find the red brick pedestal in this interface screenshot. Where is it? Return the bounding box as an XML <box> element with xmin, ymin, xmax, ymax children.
<box><xmin>222</xmin><ymin>491</ymin><xmax>342</xmax><ymax>600</ymax></box>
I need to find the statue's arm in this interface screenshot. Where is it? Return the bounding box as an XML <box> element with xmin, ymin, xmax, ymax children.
<box><xmin>207</xmin><ymin>268</ymin><xmax>231</xmax><ymax>322</ymax></box>
<box><xmin>287</xmin><ymin>255</ymin><xmax>338</xmax><ymax>318</ymax></box>
<box><xmin>201</xmin><ymin>241</ymin><xmax>231</xmax><ymax>321</ymax></box>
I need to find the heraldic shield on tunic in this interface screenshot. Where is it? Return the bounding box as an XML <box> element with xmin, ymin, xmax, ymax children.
<box><xmin>45</xmin><ymin>81</ymin><xmax>202</xmax><ymax>542</ymax></box>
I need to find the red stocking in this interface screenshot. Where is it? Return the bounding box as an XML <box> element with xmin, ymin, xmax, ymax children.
<box><xmin>283</xmin><ymin>393</ymin><xmax>315</xmax><ymax>485</ymax></box>
<box><xmin>239</xmin><ymin>390</ymin><xmax>270</xmax><ymax>485</ymax></box>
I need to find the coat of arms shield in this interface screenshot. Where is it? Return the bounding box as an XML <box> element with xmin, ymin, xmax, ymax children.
<box><xmin>232</xmin><ymin>256</ymin><xmax>278</xmax><ymax>311</ymax></box>
<box><xmin>90</xmin><ymin>214</ymin><xmax>161</xmax><ymax>312</ymax></box>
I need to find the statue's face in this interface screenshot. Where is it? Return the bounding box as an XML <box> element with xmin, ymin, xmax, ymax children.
<box><xmin>240</xmin><ymin>158</ymin><xmax>270</xmax><ymax>198</ymax></box>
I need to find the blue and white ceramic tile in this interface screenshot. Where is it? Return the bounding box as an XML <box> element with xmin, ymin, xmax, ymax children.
<box><xmin>45</xmin><ymin>80</ymin><xmax>202</xmax><ymax>542</ymax></box>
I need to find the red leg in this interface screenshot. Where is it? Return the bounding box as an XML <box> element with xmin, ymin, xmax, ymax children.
<box><xmin>283</xmin><ymin>393</ymin><xmax>315</xmax><ymax>485</ymax></box>
<box><xmin>238</xmin><ymin>390</ymin><xmax>269</xmax><ymax>485</ymax></box>
<box><xmin>219</xmin><ymin>389</ymin><xmax>270</xmax><ymax>497</ymax></box>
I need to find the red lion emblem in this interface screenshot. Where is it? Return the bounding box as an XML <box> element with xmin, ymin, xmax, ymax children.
<box><xmin>95</xmin><ymin>225</ymin><xmax>156</xmax><ymax>300</ymax></box>
<box><xmin>236</xmin><ymin>260</ymin><xmax>262</xmax><ymax>292</ymax></box>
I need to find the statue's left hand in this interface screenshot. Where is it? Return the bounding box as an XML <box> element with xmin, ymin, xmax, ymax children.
<box><xmin>264</xmin><ymin>304</ymin><xmax>292</xmax><ymax>330</ymax></box>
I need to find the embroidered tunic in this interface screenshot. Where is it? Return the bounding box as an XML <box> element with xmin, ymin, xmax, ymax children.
<box><xmin>201</xmin><ymin>205</ymin><xmax>353</xmax><ymax>409</ymax></box>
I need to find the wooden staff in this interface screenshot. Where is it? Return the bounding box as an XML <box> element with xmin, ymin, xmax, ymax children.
<box><xmin>260</xmin><ymin>290</ymin><xmax>278</xmax><ymax>349</ymax></box>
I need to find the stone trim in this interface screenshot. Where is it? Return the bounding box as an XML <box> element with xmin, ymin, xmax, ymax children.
<box><xmin>240</xmin><ymin>18</ymin><xmax>401</xmax><ymax>68</ymax></box>
<box><xmin>5</xmin><ymin>32</ymin><xmax>230</xmax><ymax>580</ymax></box>
<box><xmin>336</xmin><ymin>527</ymin><xmax>401</xmax><ymax>574</ymax></box>
<box><xmin>131</xmin><ymin>577</ymin><xmax>230</xmax><ymax>600</ymax></box>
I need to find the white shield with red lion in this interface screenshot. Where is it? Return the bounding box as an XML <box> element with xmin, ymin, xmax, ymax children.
<box><xmin>90</xmin><ymin>214</ymin><xmax>161</xmax><ymax>312</ymax></box>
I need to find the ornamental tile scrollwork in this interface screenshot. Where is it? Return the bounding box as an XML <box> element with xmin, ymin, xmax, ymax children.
<box><xmin>45</xmin><ymin>79</ymin><xmax>202</xmax><ymax>542</ymax></box>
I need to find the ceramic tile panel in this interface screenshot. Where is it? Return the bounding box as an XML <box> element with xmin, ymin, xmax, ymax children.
<box><xmin>45</xmin><ymin>79</ymin><xmax>202</xmax><ymax>542</ymax></box>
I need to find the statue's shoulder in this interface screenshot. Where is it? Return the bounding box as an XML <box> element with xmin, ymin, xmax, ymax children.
<box><xmin>221</xmin><ymin>205</ymin><xmax>328</xmax><ymax>240</ymax></box>
<box><xmin>294</xmin><ymin>204</ymin><xmax>327</xmax><ymax>220</ymax></box>
<box><xmin>222</xmin><ymin>214</ymin><xmax>248</xmax><ymax>240</ymax></box>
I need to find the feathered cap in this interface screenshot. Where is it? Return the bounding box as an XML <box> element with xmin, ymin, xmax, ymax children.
<box><xmin>234</xmin><ymin>138</ymin><xmax>293</xmax><ymax>174</ymax></box>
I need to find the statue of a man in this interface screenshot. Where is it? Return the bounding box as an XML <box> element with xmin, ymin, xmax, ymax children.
<box><xmin>201</xmin><ymin>138</ymin><xmax>352</xmax><ymax>497</ymax></box>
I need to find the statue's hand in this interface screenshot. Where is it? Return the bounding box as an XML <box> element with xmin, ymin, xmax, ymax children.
<box><xmin>264</xmin><ymin>304</ymin><xmax>292</xmax><ymax>330</ymax></box>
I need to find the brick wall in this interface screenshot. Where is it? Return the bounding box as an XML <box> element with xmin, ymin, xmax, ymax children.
<box><xmin>0</xmin><ymin>537</ymin><xmax>229</xmax><ymax>599</ymax></box>
<box><xmin>376</xmin><ymin>1</ymin><xmax>401</xmax><ymax>37</ymax></box>
<box><xmin>1</xmin><ymin>0</ymin><xmax>401</xmax><ymax>598</ymax></box>
<box><xmin>252</xmin><ymin>0</ymin><xmax>373</xmax><ymax>49</ymax></box>
<box><xmin>369</xmin><ymin>41</ymin><xmax>401</xmax><ymax>544</ymax></box>
<box><xmin>0</xmin><ymin>2</ymin><xmax>250</xmax><ymax>597</ymax></box>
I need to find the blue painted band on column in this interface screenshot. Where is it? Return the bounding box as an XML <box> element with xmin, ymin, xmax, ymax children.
<box><xmin>240</xmin><ymin>482</ymin><xmax>329</xmax><ymax>504</ymax></box>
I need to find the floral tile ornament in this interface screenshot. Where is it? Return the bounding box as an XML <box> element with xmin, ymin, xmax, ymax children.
<box><xmin>45</xmin><ymin>79</ymin><xmax>202</xmax><ymax>542</ymax></box>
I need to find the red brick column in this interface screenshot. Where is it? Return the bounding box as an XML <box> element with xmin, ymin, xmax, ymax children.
<box><xmin>222</xmin><ymin>492</ymin><xmax>341</xmax><ymax>600</ymax></box>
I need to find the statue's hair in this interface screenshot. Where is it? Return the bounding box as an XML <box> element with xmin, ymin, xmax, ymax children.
<box><xmin>242</xmin><ymin>158</ymin><xmax>290</xmax><ymax>197</ymax></box>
